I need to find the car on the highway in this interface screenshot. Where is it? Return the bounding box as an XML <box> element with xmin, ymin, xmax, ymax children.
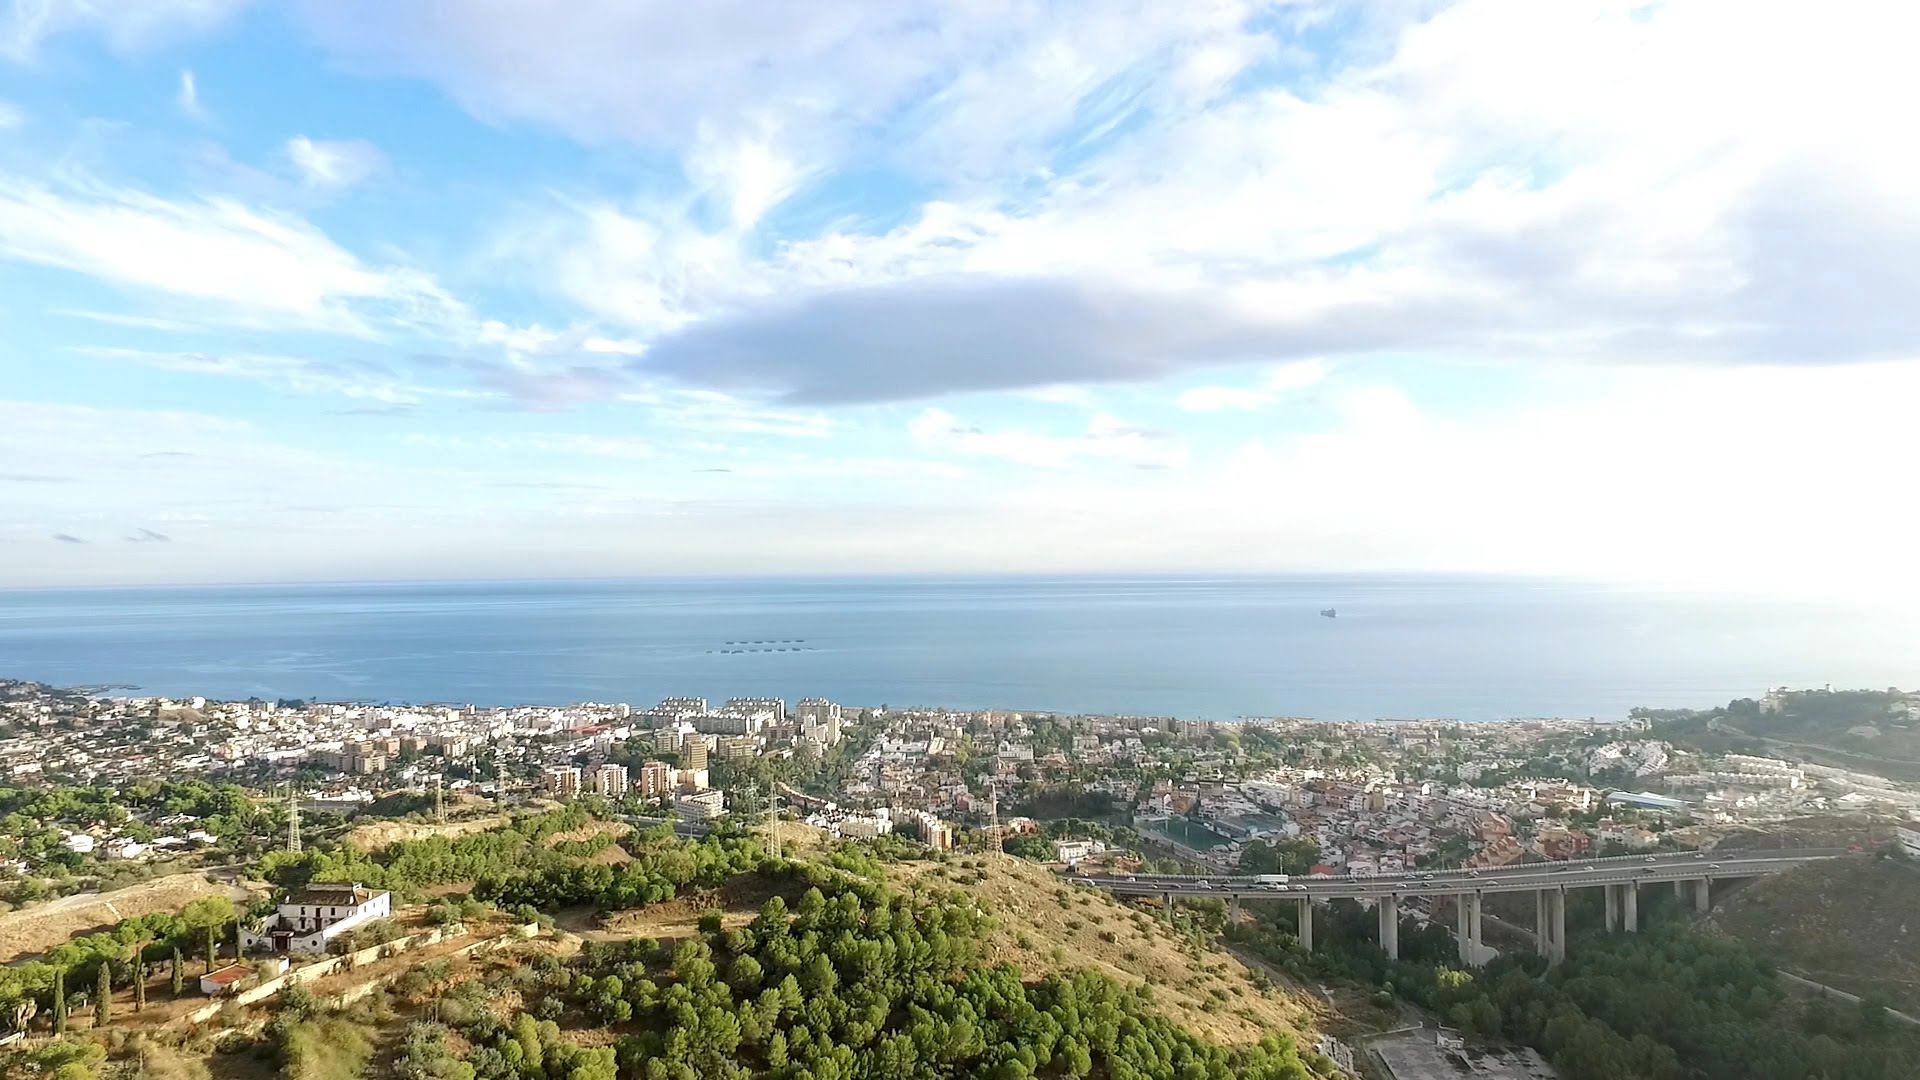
<box><xmin>1645</xmin><ymin>855</ymin><xmax>1658</xmax><ymax>862</ymax></box>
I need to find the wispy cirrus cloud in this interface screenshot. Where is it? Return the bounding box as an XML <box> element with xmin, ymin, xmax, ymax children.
<box><xmin>285</xmin><ymin>135</ymin><xmax>385</xmax><ymax>188</ymax></box>
<box><xmin>75</xmin><ymin>347</ymin><xmax>479</xmax><ymax>405</ymax></box>
<box><xmin>0</xmin><ymin>173</ymin><xmax>469</xmax><ymax>337</ymax></box>
<box><xmin>126</xmin><ymin>527</ymin><xmax>171</xmax><ymax>542</ymax></box>
<box><xmin>177</xmin><ymin>68</ymin><xmax>206</xmax><ymax>119</ymax></box>
<box><xmin>0</xmin><ymin>0</ymin><xmax>248</xmax><ymax>62</ymax></box>
<box><xmin>908</xmin><ymin>407</ymin><xmax>1182</xmax><ymax>470</ymax></box>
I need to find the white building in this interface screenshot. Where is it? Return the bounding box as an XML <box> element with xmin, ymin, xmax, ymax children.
<box><xmin>543</xmin><ymin>766</ymin><xmax>582</xmax><ymax>796</ymax></box>
<box><xmin>241</xmin><ymin>882</ymin><xmax>392</xmax><ymax>955</ymax></box>
<box><xmin>675</xmin><ymin>788</ymin><xmax>727</xmax><ymax>821</ymax></box>
<box><xmin>593</xmin><ymin>764</ymin><xmax>628</xmax><ymax>797</ymax></box>
<box><xmin>1053</xmin><ymin>838</ymin><xmax>1108</xmax><ymax>865</ymax></box>
<box><xmin>1899</xmin><ymin>821</ymin><xmax>1920</xmax><ymax>860</ymax></box>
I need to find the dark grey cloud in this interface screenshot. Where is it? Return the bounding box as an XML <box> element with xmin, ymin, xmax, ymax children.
<box><xmin>636</xmin><ymin>277</ymin><xmax>1375</xmax><ymax>404</ymax></box>
<box><xmin>52</xmin><ymin>533</ymin><xmax>87</xmax><ymax>544</ymax></box>
<box><xmin>625</xmin><ymin>165</ymin><xmax>1920</xmax><ymax>406</ymax></box>
<box><xmin>126</xmin><ymin>528</ymin><xmax>171</xmax><ymax>543</ymax></box>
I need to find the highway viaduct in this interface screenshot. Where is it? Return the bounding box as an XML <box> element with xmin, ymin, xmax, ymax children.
<box><xmin>1073</xmin><ymin>848</ymin><xmax>1843</xmax><ymax>967</ymax></box>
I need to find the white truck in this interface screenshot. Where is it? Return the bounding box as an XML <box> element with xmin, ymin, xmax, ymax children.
<box><xmin>1253</xmin><ymin>874</ymin><xmax>1290</xmax><ymax>887</ymax></box>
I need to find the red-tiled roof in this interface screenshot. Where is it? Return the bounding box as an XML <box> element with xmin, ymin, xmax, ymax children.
<box><xmin>202</xmin><ymin>965</ymin><xmax>250</xmax><ymax>987</ymax></box>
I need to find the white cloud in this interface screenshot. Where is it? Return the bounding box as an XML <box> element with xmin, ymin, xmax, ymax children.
<box><xmin>0</xmin><ymin>100</ymin><xmax>21</xmax><ymax>128</ymax></box>
<box><xmin>285</xmin><ymin>135</ymin><xmax>385</xmax><ymax>188</ymax></box>
<box><xmin>0</xmin><ymin>0</ymin><xmax>248</xmax><ymax>62</ymax></box>
<box><xmin>1177</xmin><ymin>386</ymin><xmax>1270</xmax><ymax>413</ymax></box>
<box><xmin>0</xmin><ymin>172</ymin><xmax>468</xmax><ymax>336</ymax></box>
<box><xmin>75</xmin><ymin>347</ymin><xmax>477</xmax><ymax>405</ymax></box>
<box><xmin>475</xmin><ymin>0</ymin><xmax>1920</xmax><ymax>404</ymax></box>
<box><xmin>909</xmin><ymin>407</ymin><xmax>1182</xmax><ymax>469</ymax></box>
<box><xmin>177</xmin><ymin>68</ymin><xmax>205</xmax><ymax>119</ymax></box>
<box><xmin>405</xmin><ymin>433</ymin><xmax>658</xmax><ymax>460</ymax></box>
<box><xmin>1178</xmin><ymin>359</ymin><xmax>1329</xmax><ymax>411</ymax></box>
<box><xmin>298</xmin><ymin>0</ymin><xmax>1270</xmax><ymax>178</ymax></box>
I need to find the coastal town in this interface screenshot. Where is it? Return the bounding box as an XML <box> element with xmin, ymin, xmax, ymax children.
<box><xmin>4</xmin><ymin>677</ymin><xmax>1917</xmax><ymax>887</ymax></box>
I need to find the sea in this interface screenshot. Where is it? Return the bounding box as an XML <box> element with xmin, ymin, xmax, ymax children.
<box><xmin>1</xmin><ymin>575</ymin><xmax>1917</xmax><ymax>722</ymax></box>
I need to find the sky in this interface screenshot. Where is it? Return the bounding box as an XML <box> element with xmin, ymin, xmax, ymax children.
<box><xmin>2</xmin><ymin>0</ymin><xmax>1917</xmax><ymax>595</ymax></box>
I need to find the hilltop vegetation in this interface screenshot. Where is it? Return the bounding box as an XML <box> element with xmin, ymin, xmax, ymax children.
<box><xmin>0</xmin><ymin>808</ymin><xmax>1335</xmax><ymax>1080</ymax></box>
<box><xmin>1710</xmin><ymin>856</ymin><xmax>1920</xmax><ymax>1014</ymax></box>
<box><xmin>1638</xmin><ymin>688</ymin><xmax>1920</xmax><ymax>777</ymax></box>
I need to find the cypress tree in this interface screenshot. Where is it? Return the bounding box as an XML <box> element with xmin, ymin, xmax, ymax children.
<box><xmin>95</xmin><ymin>963</ymin><xmax>112</xmax><ymax>1025</ymax></box>
<box><xmin>171</xmin><ymin>946</ymin><xmax>185</xmax><ymax>996</ymax></box>
<box><xmin>134</xmin><ymin>961</ymin><xmax>147</xmax><ymax>1012</ymax></box>
<box><xmin>52</xmin><ymin>968</ymin><xmax>66</xmax><ymax>1034</ymax></box>
<box><xmin>205</xmin><ymin>924</ymin><xmax>217</xmax><ymax>973</ymax></box>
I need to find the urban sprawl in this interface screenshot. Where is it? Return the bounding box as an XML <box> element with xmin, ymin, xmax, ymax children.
<box><xmin>6</xmin><ymin>679</ymin><xmax>1918</xmax><ymax>879</ymax></box>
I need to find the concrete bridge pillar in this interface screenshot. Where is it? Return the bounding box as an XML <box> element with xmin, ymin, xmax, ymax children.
<box><xmin>1546</xmin><ymin>888</ymin><xmax>1567</xmax><ymax>964</ymax></box>
<box><xmin>1695</xmin><ymin>877</ymin><xmax>1711</xmax><ymax>913</ymax></box>
<box><xmin>1604</xmin><ymin>883</ymin><xmax>1620</xmax><ymax>932</ymax></box>
<box><xmin>1297</xmin><ymin>896</ymin><xmax>1314</xmax><ymax>952</ymax></box>
<box><xmin>1456</xmin><ymin>895</ymin><xmax>1473</xmax><ymax>965</ymax></box>
<box><xmin>1163</xmin><ymin>892</ymin><xmax>1174</xmax><ymax>921</ymax></box>
<box><xmin>1675</xmin><ymin>878</ymin><xmax>1687</xmax><ymax>900</ymax></box>
<box><xmin>1470</xmin><ymin>892</ymin><xmax>1483</xmax><ymax>952</ymax></box>
<box><xmin>1379</xmin><ymin>894</ymin><xmax>1400</xmax><ymax>961</ymax></box>
<box><xmin>1622</xmin><ymin>881</ymin><xmax>1639</xmax><ymax>933</ymax></box>
<box><xmin>1535</xmin><ymin>889</ymin><xmax>1552</xmax><ymax>959</ymax></box>
<box><xmin>1228</xmin><ymin>895</ymin><xmax>1240</xmax><ymax>923</ymax></box>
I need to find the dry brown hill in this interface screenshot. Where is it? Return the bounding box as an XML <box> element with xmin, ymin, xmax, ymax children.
<box><xmin>888</xmin><ymin>851</ymin><xmax>1324</xmax><ymax>1046</ymax></box>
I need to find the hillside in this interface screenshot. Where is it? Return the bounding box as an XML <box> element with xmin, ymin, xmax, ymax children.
<box><xmin>1646</xmin><ymin>689</ymin><xmax>1920</xmax><ymax>779</ymax></box>
<box><xmin>1707</xmin><ymin>857</ymin><xmax>1920</xmax><ymax>1013</ymax></box>
<box><xmin>888</xmin><ymin>851</ymin><xmax>1324</xmax><ymax>1045</ymax></box>
<box><xmin>0</xmin><ymin>871</ymin><xmax>253</xmax><ymax>964</ymax></box>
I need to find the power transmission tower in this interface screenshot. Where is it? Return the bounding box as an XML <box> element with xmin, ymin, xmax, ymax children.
<box><xmin>434</xmin><ymin>774</ymin><xmax>446</xmax><ymax>824</ymax></box>
<box><xmin>286</xmin><ymin>782</ymin><xmax>301</xmax><ymax>854</ymax></box>
<box><xmin>987</xmin><ymin>779</ymin><xmax>999</xmax><ymax>853</ymax></box>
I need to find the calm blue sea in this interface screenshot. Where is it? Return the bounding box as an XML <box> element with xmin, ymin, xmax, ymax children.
<box><xmin>1</xmin><ymin>576</ymin><xmax>1916</xmax><ymax>721</ymax></box>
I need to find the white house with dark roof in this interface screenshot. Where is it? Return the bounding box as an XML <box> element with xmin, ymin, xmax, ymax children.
<box><xmin>240</xmin><ymin>882</ymin><xmax>391</xmax><ymax>955</ymax></box>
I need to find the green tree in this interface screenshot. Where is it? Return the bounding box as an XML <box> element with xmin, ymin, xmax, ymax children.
<box><xmin>95</xmin><ymin>962</ymin><xmax>111</xmax><ymax>1025</ymax></box>
<box><xmin>171</xmin><ymin>947</ymin><xmax>184</xmax><ymax>996</ymax></box>
<box><xmin>52</xmin><ymin>968</ymin><xmax>66</xmax><ymax>1034</ymax></box>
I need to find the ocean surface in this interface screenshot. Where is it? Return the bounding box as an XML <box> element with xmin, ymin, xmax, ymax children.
<box><xmin>2</xmin><ymin>576</ymin><xmax>1917</xmax><ymax>721</ymax></box>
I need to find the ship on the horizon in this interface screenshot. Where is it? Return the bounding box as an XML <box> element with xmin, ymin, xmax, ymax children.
<box><xmin>1320</xmin><ymin>607</ymin><xmax>1337</xmax><ymax>618</ymax></box>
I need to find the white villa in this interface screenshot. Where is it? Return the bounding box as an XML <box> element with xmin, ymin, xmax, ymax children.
<box><xmin>240</xmin><ymin>882</ymin><xmax>392</xmax><ymax>955</ymax></box>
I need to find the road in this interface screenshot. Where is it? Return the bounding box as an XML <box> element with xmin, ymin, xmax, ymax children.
<box><xmin>1073</xmin><ymin>848</ymin><xmax>1843</xmax><ymax>900</ymax></box>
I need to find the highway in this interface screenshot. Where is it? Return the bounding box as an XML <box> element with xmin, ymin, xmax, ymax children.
<box><xmin>1070</xmin><ymin>848</ymin><xmax>1843</xmax><ymax>899</ymax></box>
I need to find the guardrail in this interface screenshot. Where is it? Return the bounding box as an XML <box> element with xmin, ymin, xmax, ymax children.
<box><xmin>1078</xmin><ymin>848</ymin><xmax>1845</xmax><ymax>887</ymax></box>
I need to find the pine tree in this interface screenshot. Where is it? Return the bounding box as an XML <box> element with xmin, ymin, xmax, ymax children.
<box><xmin>52</xmin><ymin>968</ymin><xmax>66</xmax><ymax>1034</ymax></box>
<box><xmin>171</xmin><ymin>946</ymin><xmax>184</xmax><ymax>996</ymax></box>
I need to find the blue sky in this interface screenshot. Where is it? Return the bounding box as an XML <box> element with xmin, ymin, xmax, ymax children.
<box><xmin>2</xmin><ymin>1</ymin><xmax>1917</xmax><ymax>594</ymax></box>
